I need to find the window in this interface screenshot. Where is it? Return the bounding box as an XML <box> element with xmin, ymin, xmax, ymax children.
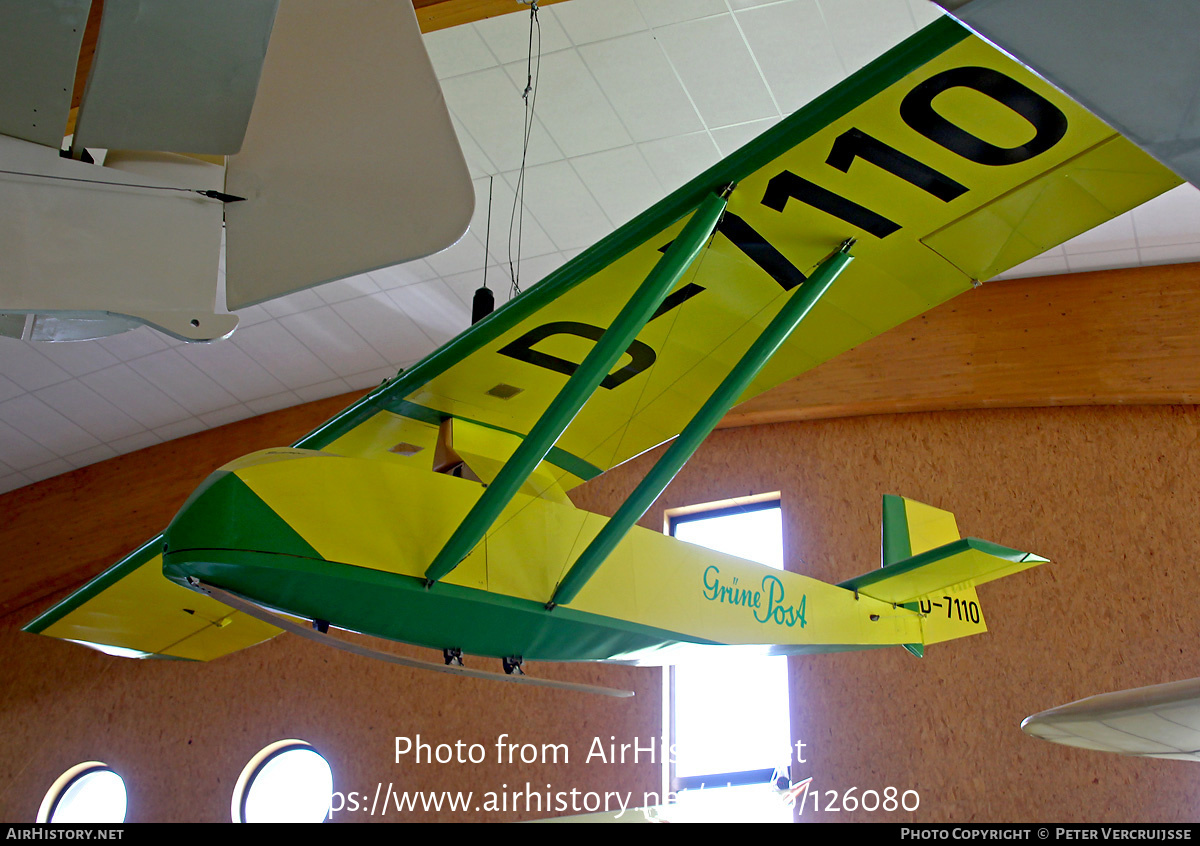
<box><xmin>232</xmin><ymin>740</ymin><xmax>333</xmax><ymax>823</ymax></box>
<box><xmin>37</xmin><ymin>762</ymin><xmax>127</xmax><ymax>823</ymax></box>
<box><xmin>664</xmin><ymin>496</ymin><xmax>793</xmax><ymax>822</ymax></box>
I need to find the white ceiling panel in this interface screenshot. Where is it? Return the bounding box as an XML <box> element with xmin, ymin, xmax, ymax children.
<box><xmin>33</xmin><ymin>381</ymin><xmax>143</xmax><ymax>443</ymax></box>
<box><xmin>635</xmin><ymin>0</ymin><xmax>728</xmax><ymax>29</ymax></box>
<box><xmin>554</xmin><ymin>0</ymin><xmax>648</xmax><ymax>44</ymax></box>
<box><xmin>503</xmin><ymin>160</ymin><xmax>613</xmax><ymax>251</ymax></box>
<box><xmin>175</xmin><ymin>339</ymin><xmax>290</xmax><ymax>402</ymax></box>
<box><xmin>276</xmin><ymin>310</ymin><xmax>391</xmax><ymax>379</ymax></box>
<box><xmin>475</xmin><ymin>6</ymin><xmax>573</xmax><ymax>64</ymax></box>
<box><xmin>505</xmin><ymin>49</ymin><xmax>632</xmax><ymax>158</ymax></box>
<box><xmin>579</xmin><ymin>32</ymin><xmax>704</xmax><ymax>143</ymax></box>
<box><xmin>654</xmin><ymin>15</ymin><xmax>778</xmax><ymax>128</ymax></box>
<box><xmin>76</xmin><ymin>365</ymin><xmax>192</xmax><ymax>431</ymax></box>
<box><xmin>227</xmin><ymin>321</ymin><xmax>339</xmax><ymax>392</ymax></box>
<box><xmin>736</xmin><ymin>0</ymin><xmax>846</xmax><ymax>115</ymax></box>
<box><xmin>570</xmin><ymin>146</ymin><xmax>665</xmax><ymax>228</ymax></box>
<box><xmin>0</xmin><ymin>394</ymin><xmax>99</xmax><ymax>456</ymax></box>
<box><xmin>3</xmin><ymin>0</ymin><xmax>1200</xmax><ymax>492</ymax></box>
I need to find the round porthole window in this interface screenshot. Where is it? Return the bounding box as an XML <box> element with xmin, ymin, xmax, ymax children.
<box><xmin>232</xmin><ymin>740</ymin><xmax>333</xmax><ymax>823</ymax></box>
<box><xmin>36</xmin><ymin>762</ymin><xmax>127</xmax><ymax>823</ymax></box>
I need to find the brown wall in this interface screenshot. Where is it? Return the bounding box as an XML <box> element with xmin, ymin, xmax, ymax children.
<box><xmin>4</xmin><ymin>402</ymin><xmax>1197</xmax><ymax>822</ymax></box>
<box><xmin>0</xmin><ymin>394</ymin><xmax>660</xmax><ymax>823</ymax></box>
<box><xmin>572</xmin><ymin>404</ymin><xmax>1200</xmax><ymax>823</ymax></box>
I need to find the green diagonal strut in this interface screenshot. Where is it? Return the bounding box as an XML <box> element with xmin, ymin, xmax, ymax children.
<box><xmin>549</xmin><ymin>239</ymin><xmax>856</xmax><ymax>608</ymax></box>
<box><xmin>423</xmin><ymin>190</ymin><xmax>730</xmax><ymax>586</ymax></box>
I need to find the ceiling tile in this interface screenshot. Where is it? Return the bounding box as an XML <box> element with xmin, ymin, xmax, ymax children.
<box><xmin>580</xmin><ymin>32</ymin><xmax>703</xmax><ymax>143</ymax></box>
<box><xmin>1064</xmin><ymin>212</ymin><xmax>1139</xmax><ymax>254</ymax></box>
<box><xmin>63</xmin><ymin>443</ymin><xmax>118</xmax><ymax>468</ymax></box>
<box><xmin>127</xmin><ymin>349</ymin><xmax>240</xmax><ymax>415</ymax></box>
<box><xmin>245</xmin><ymin>392</ymin><xmax>301</xmax><ymax>416</ymax></box>
<box><xmin>227</xmin><ymin>321</ymin><xmax>339</xmax><ymax>391</ymax></box>
<box><xmin>293</xmin><ymin>378</ymin><xmax>354</xmax><ymax>404</ymax></box>
<box><xmin>467</xmin><ymin>176</ymin><xmax>559</xmax><ymax>267</ymax></box>
<box><xmin>387</xmin><ymin>280</ymin><xmax>473</xmax><ymax>347</ymax></box>
<box><xmin>152</xmin><ymin>417</ymin><xmax>208</xmax><ymax>443</ymax></box>
<box><xmin>34</xmin><ymin>339</ymin><xmax>120</xmax><ymax>378</ymax></box>
<box><xmin>907</xmin><ymin>0</ymin><xmax>945</xmax><ymax>27</ymax></box>
<box><xmin>426</xmin><ymin>230</ymin><xmax>490</xmax><ymax>278</ymax></box>
<box><xmin>638</xmin><ymin>131</ymin><xmax>723</xmax><ymax>193</ymax></box>
<box><xmin>423</xmin><ymin>22</ymin><xmax>498</xmax><ymax>78</ymax></box>
<box><xmin>198</xmin><ymin>405</ymin><xmax>254</xmax><ymax>429</ymax></box>
<box><xmin>502</xmin><ymin>161</ymin><xmax>613</xmax><ymax>250</ymax></box>
<box><xmin>0</xmin><ymin>339</ymin><xmax>71</xmax><ymax>392</ymax></box>
<box><xmin>331</xmin><ymin>293</ymin><xmax>438</xmax><ymax>367</ymax></box>
<box><xmin>504</xmin><ymin>50</ymin><xmax>633</xmax><ymax>158</ymax></box>
<box><xmin>346</xmin><ymin>366</ymin><xmax>405</xmax><ymax>392</ymax></box>
<box><xmin>991</xmin><ymin>252</ymin><xmax>1072</xmax><ymax>280</ymax></box>
<box><xmin>77</xmin><ymin>364</ymin><xmax>193</xmax><ymax>430</ymax></box>
<box><xmin>737</xmin><ymin>0</ymin><xmax>847</xmax><ymax>114</ymax></box>
<box><xmin>553</xmin><ymin>0</ymin><xmax>648</xmax><ymax>45</ymax></box>
<box><xmin>0</xmin><ymin>420</ymin><xmax>57</xmax><ymax>470</ymax></box>
<box><xmin>369</xmin><ymin>259</ymin><xmax>441</xmax><ymax>291</ymax></box>
<box><xmin>818</xmin><ymin>0</ymin><xmax>919</xmax><ymax>75</ymax></box>
<box><xmin>24</xmin><ymin>458</ymin><xmax>76</xmax><ymax>484</ymax></box>
<box><xmin>570</xmin><ymin>145</ymin><xmax>665</xmax><ymax>227</ymax></box>
<box><xmin>231</xmin><ymin>303</ymin><xmax>273</xmax><ymax>328</ymax></box>
<box><xmin>260</xmin><ymin>287</ymin><xmax>326</xmax><ymax>319</ymax></box>
<box><xmin>654</xmin><ymin>14</ymin><xmax>779</xmax><ymax>128</ymax></box>
<box><xmin>711</xmin><ymin>117</ymin><xmax>782</xmax><ymax>156</ymax></box>
<box><xmin>635</xmin><ymin>0</ymin><xmax>727</xmax><ymax>28</ymax></box>
<box><xmin>1138</xmin><ymin>243</ymin><xmax>1200</xmax><ymax>266</ymax></box>
<box><xmin>313</xmin><ymin>273</ymin><xmax>382</xmax><ymax>305</ymax></box>
<box><xmin>1131</xmin><ymin>185</ymin><xmax>1200</xmax><ymax>248</ymax></box>
<box><xmin>441</xmin><ymin>67</ymin><xmax>564</xmax><ymax>172</ymax></box>
<box><xmin>0</xmin><ymin>374</ymin><xmax>22</xmax><ymax>403</ymax></box>
<box><xmin>473</xmin><ymin>9</ymin><xmax>572</xmax><ymax>64</ymax></box>
<box><xmin>110</xmin><ymin>430</ymin><xmax>163</xmax><ymax>455</ymax></box>
<box><xmin>278</xmin><ymin>308</ymin><xmax>391</xmax><ymax>378</ymax></box>
<box><xmin>0</xmin><ymin>472</ymin><xmax>31</xmax><ymax>495</ymax></box>
<box><xmin>95</xmin><ymin>325</ymin><xmax>170</xmax><ymax>361</ymax></box>
<box><xmin>450</xmin><ymin>114</ymin><xmax>498</xmax><ymax>178</ymax></box>
<box><xmin>0</xmin><ymin>394</ymin><xmax>100</xmax><ymax>455</ymax></box>
<box><xmin>1065</xmin><ymin>248</ymin><xmax>1142</xmax><ymax>273</ymax></box>
<box><xmin>176</xmin><ymin>338</ymin><xmax>289</xmax><ymax>402</ymax></box>
<box><xmin>34</xmin><ymin>380</ymin><xmax>145</xmax><ymax>443</ymax></box>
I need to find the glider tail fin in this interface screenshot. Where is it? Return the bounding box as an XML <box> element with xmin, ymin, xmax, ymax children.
<box><xmin>841</xmin><ymin>495</ymin><xmax>1047</xmax><ymax>657</ymax></box>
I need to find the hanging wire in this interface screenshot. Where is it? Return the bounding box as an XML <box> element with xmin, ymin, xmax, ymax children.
<box><xmin>506</xmin><ymin>0</ymin><xmax>541</xmax><ymax>300</ymax></box>
<box><xmin>483</xmin><ymin>175</ymin><xmax>494</xmax><ymax>291</ymax></box>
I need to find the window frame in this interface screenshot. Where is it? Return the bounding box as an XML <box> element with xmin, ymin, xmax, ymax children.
<box><xmin>664</xmin><ymin>493</ymin><xmax>789</xmax><ymax>795</ymax></box>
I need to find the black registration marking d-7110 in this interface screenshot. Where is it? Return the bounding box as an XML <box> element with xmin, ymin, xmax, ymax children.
<box><xmin>502</xmin><ymin>59</ymin><xmax>1075</xmax><ymax>394</ymax></box>
<box><xmin>762</xmin><ymin>170</ymin><xmax>902</xmax><ymax>239</ymax></box>
<box><xmin>498</xmin><ymin>283</ymin><xmax>704</xmax><ymax>389</ymax></box>
<box><xmin>825</xmin><ymin>127</ymin><xmax>968</xmax><ymax>202</ymax></box>
<box><xmin>899</xmin><ymin>66</ymin><xmax>1068</xmax><ymax>166</ymax></box>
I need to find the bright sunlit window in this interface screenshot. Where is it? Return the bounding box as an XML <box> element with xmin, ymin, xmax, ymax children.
<box><xmin>232</xmin><ymin>740</ymin><xmax>333</xmax><ymax>823</ymax></box>
<box><xmin>37</xmin><ymin>762</ymin><xmax>128</xmax><ymax>823</ymax></box>
<box><xmin>666</xmin><ymin>497</ymin><xmax>793</xmax><ymax>823</ymax></box>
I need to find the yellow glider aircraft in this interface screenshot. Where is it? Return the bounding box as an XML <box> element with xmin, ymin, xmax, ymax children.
<box><xmin>24</xmin><ymin>17</ymin><xmax>1181</xmax><ymax>695</ymax></box>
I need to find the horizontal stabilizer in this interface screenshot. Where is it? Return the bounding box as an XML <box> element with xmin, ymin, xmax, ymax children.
<box><xmin>839</xmin><ymin>537</ymin><xmax>1046</xmax><ymax>605</ymax></box>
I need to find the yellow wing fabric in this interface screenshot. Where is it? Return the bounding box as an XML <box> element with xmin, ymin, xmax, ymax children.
<box><xmin>296</xmin><ymin>18</ymin><xmax>1177</xmax><ymax>487</ymax></box>
<box><xmin>24</xmin><ymin>537</ymin><xmax>281</xmax><ymax>661</ymax></box>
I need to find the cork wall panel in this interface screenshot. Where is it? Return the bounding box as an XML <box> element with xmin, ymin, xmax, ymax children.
<box><xmin>0</xmin><ymin>388</ymin><xmax>660</xmax><ymax>823</ymax></box>
<box><xmin>0</xmin><ymin>584</ymin><xmax>659</xmax><ymax>823</ymax></box>
<box><xmin>570</xmin><ymin>405</ymin><xmax>1200</xmax><ymax>823</ymax></box>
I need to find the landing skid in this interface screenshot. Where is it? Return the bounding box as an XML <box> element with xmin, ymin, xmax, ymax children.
<box><xmin>194</xmin><ymin>580</ymin><xmax>635</xmax><ymax>699</ymax></box>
